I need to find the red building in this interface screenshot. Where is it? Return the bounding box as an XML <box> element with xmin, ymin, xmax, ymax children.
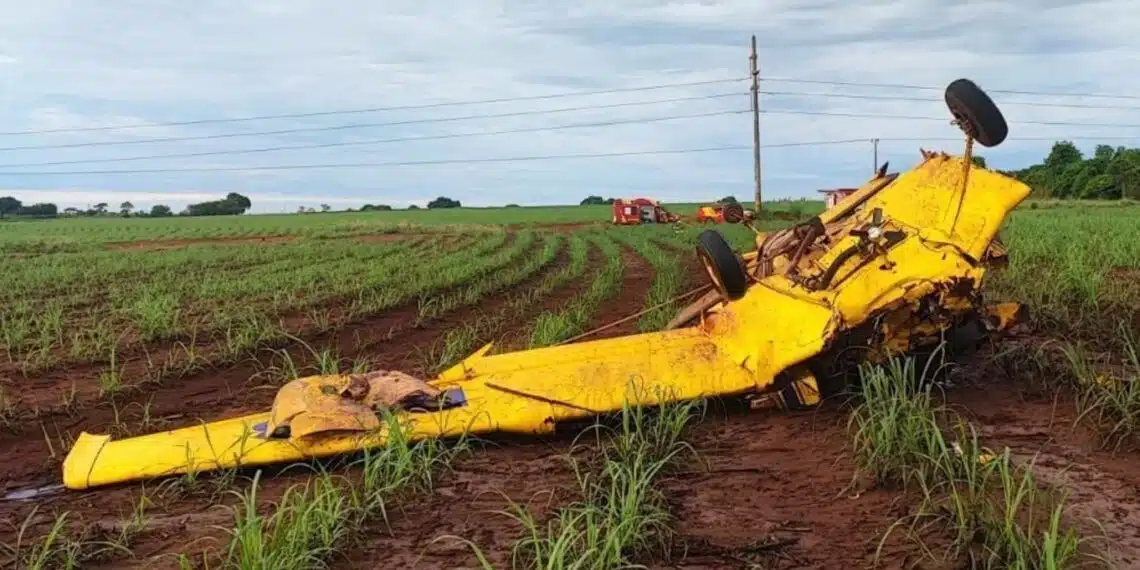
<box><xmin>817</xmin><ymin>187</ymin><xmax>858</xmax><ymax>209</ymax></box>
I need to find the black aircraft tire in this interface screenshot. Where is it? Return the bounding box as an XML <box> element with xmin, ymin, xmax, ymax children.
<box><xmin>945</xmin><ymin>78</ymin><xmax>1008</xmax><ymax>148</ymax></box>
<box><xmin>696</xmin><ymin>229</ymin><xmax>748</xmax><ymax>300</ymax></box>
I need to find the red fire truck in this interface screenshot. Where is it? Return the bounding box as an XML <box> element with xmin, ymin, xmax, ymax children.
<box><xmin>611</xmin><ymin>198</ymin><xmax>679</xmax><ymax>225</ymax></box>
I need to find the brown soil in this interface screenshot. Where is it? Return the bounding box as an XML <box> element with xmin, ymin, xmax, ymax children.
<box><xmin>0</xmin><ymin>233</ymin><xmax>498</xmax><ymax>416</ymax></box>
<box><xmin>343</xmin><ymin>437</ymin><xmax>581</xmax><ymax>569</ymax></box>
<box><xmin>101</xmin><ymin>230</ymin><xmax>464</xmax><ymax>250</ymax></box>
<box><xmin>103</xmin><ymin>235</ymin><xmax>297</xmax><ymax>251</ymax></box>
<box><xmin>0</xmin><ymin>233</ymin><xmax>532</xmax><ymax>488</ymax></box>
<box><xmin>492</xmin><ymin>242</ymin><xmax>605</xmax><ymax>352</ymax></box>
<box><xmin>650</xmin><ymin>406</ymin><xmax>920</xmax><ymax>570</ymax></box>
<box><xmin>513</xmin><ymin>221</ymin><xmax>604</xmax><ymax>234</ymax></box>
<box><xmin>6</xmin><ymin>345</ymin><xmax>1140</xmax><ymax>570</ymax></box>
<box><xmin>0</xmin><ymin>231</ymin><xmax>595</xmax><ymax>539</ymax></box>
<box><xmin>5</xmin><ymin>235</ymin><xmax>1140</xmax><ymax>569</ymax></box>
<box><xmin>353</xmin><ymin>231</ymin><xmax>465</xmax><ymax>245</ymax></box>
<box><xmin>949</xmin><ymin>378</ymin><xmax>1140</xmax><ymax>567</ymax></box>
<box><xmin>580</xmin><ymin>243</ymin><xmax>657</xmax><ymax>340</ymax></box>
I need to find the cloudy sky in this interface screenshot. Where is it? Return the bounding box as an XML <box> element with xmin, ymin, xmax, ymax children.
<box><xmin>0</xmin><ymin>1</ymin><xmax>1137</xmax><ymax>213</ymax></box>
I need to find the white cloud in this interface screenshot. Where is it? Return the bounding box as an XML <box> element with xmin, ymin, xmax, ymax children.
<box><xmin>0</xmin><ymin>0</ymin><xmax>1136</xmax><ymax>212</ymax></box>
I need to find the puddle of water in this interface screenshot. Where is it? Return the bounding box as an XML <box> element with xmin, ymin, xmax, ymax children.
<box><xmin>3</xmin><ymin>484</ymin><xmax>65</xmax><ymax>501</ymax></box>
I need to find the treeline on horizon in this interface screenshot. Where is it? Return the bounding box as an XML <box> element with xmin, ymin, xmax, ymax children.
<box><xmin>998</xmin><ymin>140</ymin><xmax>1140</xmax><ymax>200</ymax></box>
<box><xmin>0</xmin><ymin>192</ymin><xmax>253</xmax><ymax>220</ymax></box>
<box><xmin>2</xmin><ymin>141</ymin><xmax>1137</xmax><ymax>221</ymax></box>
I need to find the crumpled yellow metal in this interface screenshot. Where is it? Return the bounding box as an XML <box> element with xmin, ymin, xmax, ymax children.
<box><xmin>62</xmin><ymin>153</ymin><xmax>1030</xmax><ymax>490</ymax></box>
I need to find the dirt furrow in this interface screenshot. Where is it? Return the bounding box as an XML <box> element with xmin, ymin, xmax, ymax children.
<box><xmin>647</xmin><ymin>403</ymin><xmax>919</xmax><ymax>570</ymax></box>
<box><xmin>103</xmin><ymin>235</ymin><xmax>298</xmax><ymax>251</ymax></box>
<box><xmin>0</xmin><ymin>235</ymin><xmax>497</xmax><ymax>424</ymax></box>
<box><xmin>0</xmin><ymin>237</ymin><xmax>580</xmax><ymax>567</ymax></box>
<box><xmin>491</xmin><ymin>241</ymin><xmax>603</xmax><ymax>352</ymax></box>
<box><xmin>0</xmin><ymin>235</ymin><xmax>532</xmax><ymax>489</ymax></box>
<box><xmin>0</xmin><ymin>233</ymin><xmax>567</xmax><ymax>491</ymax></box>
<box><xmin>579</xmin><ymin>242</ymin><xmax>656</xmax><ymax>340</ymax></box>
<box><xmin>951</xmin><ymin>379</ymin><xmax>1140</xmax><ymax>568</ymax></box>
<box><xmin>344</xmin><ymin>439</ymin><xmax>579</xmax><ymax>569</ymax></box>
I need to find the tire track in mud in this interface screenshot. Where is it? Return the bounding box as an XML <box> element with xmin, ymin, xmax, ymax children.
<box><xmin>343</xmin><ymin>439</ymin><xmax>580</xmax><ymax>569</ymax></box>
<box><xmin>491</xmin><ymin>240</ymin><xmax>603</xmax><ymax>352</ymax></box>
<box><xmin>647</xmin><ymin>404</ymin><xmax>922</xmax><ymax>570</ymax></box>
<box><xmin>950</xmin><ymin>380</ymin><xmax>1140</xmax><ymax>568</ymax></box>
<box><xmin>103</xmin><ymin>234</ymin><xmax>298</xmax><ymax>251</ymax></box>
<box><xmin>578</xmin><ymin>242</ymin><xmax>656</xmax><ymax>340</ymax></box>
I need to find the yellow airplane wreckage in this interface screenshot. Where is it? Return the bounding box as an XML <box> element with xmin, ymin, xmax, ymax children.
<box><xmin>62</xmin><ymin>78</ymin><xmax>1029</xmax><ymax>490</ymax></box>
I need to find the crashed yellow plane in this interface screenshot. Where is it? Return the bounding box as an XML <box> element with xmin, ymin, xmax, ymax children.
<box><xmin>62</xmin><ymin>78</ymin><xmax>1029</xmax><ymax>490</ymax></box>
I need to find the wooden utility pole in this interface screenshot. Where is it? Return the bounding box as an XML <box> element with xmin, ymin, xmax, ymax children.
<box><xmin>750</xmin><ymin>35</ymin><xmax>762</xmax><ymax>212</ymax></box>
<box><xmin>871</xmin><ymin>138</ymin><xmax>880</xmax><ymax>173</ymax></box>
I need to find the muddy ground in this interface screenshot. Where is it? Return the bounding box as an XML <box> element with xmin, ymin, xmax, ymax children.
<box><xmin>1</xmin><ymin>230</ymin><xmax>1138</xmax><ymax>569</ymax></box>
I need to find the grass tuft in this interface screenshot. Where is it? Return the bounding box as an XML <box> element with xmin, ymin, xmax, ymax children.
<box><xmin>449</xmin><ymin>392</ymin><xmax>702</xmax><ymax>569</ymax></box>
<box><xmin>851</xmin><ymin>356</ymin><xmax>1099</xmax><ymax>569</ymax></box>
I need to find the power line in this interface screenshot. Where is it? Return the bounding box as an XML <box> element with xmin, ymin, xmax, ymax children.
<box><xmin>9</xmin><ymin>97</ymin><xmax>1139</xmax><ymax>157</ymax></box>
<box><xmin>0</xmin><ymin>77</ymin><xmax>749</xmax><ymax>137</ymax></box>
<box><xmin>7</xmin><ymin>73</ymin><xmax>1136</xmax><ymax>142</ymax></box>
<box><xmin>761</xmin><ymin>76</ymin><xmax>1140</xmax><ymax>101</ymax></box>
<box><xmin>760</xmin><ymin>109</ymin><xmax>1140</xmax><ymax>129</ymax></box>
<box><xmin>2</xmin><ymin>134</ymin><xmax>1133</xmax><ymax>176</ymax></box>
<box><xmin>759</xmin><ymin>90</ymin><xmax>1140</xmax><ymax>111</ymax></box>
<box><xmin>0</xmin><ymin>92</ymin><xmax>746</xmax><ymax>152</ymax></box>
<box><xmin>878</xmin><ymin>135</ymin><xmax>1140</xmax><ymax>143</ymax></box>
<box><xmin>0</xmin><ymin>139</ymin><xmax>868</xmax><ymax>176</ymax></box>
<box><xmin>0</xmin><ymin>110</ymin><xmax>749</xmax><ymax>168</ymax></box>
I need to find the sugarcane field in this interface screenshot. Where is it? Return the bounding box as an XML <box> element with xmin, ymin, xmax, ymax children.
<box><xmin>4</xmin><ymin>5</ymin><xmax>1140</xmax><ymax>569</ymax></box>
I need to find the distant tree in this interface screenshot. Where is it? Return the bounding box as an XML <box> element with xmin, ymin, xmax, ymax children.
<box><xmin>360</xmin><ymin>204</ymin><xmax>392</xmax><ymax>211</ymax></box>
<box><xmin>504</xmin><ymin>203</ymin><xmax>520</xmax><ymax>208</ymax></box>
<box><xmin>580</xmin><ymin>196</ymin><xmax>618</xmax><ymax>205</ymax></box>
<box><xmin>320</xmin><ymin>203</ymin><xmax>331</xmax><ymax>212</ymax></box>
<box><xmin>63</xmin><ymin>207</ymin><xmax>81</xmax><ymax>216</ymax></box>
<box><xmin>971</xmin><ymin>156</ymin><xmax>987</xmax><ymax>168</ymax></box>
<box><xmin>1109</xmin><ymin>150</ymin><xmax>1140</xmax><ymax>200</ymax></box>
<box><xmin>427</xmin><ymin>196</ymin><xmax>461</xmax><ymax>209</ymax></box>
<box><xmin>1088</xmin><ymin>144</ymin><xmax>1116</xmax><ymax>174</ymax></box>
<box><xmin>186</xmin><ymin>193</ymin><xmax>252</xmax><ymax>216</ymax></box>
<box><xmin>407</xmin><ymin>204</ymin><xmax>420</xmax><ymax>210</ymax></box>
<box><xmin>119</xmin><ymin>201</ymin><xmax>134</xmax><ymax>216</ymax></box>
<box><xmin>225</xmin><ymin>193</ymin><xmax>252</xmax><ymax>211</ymax></box>
<box><xmin>92</xmin><ymin>202</ymin><xmax>109</xmax><ymax>215</ymax></box>
<box><xmin>717</xmin><ymin>195</ymin><xmax>739</xmax><ymax>204</ymax></box>
<box><xmin>1007</xmin><ymin>140</ymin><xmax>1140</xmax><ymax>200</ymax></box>
<box><xmin>150</xmin><ymin>204</ymin><xmax>173</xmax><ymax>217</ymax></box>
<box><xmin>1044</xmin><ymin>141</ymin><xmax>1083</xmax><ymax>170</ymax></box>
<box><xmin>297</xmin><ymin>206</ymin><xmax>307</xmax><ymax>214</ymax></box>
<box><xmin>16</xmin><ymin>203</ymin><xmax>58</xmax><ymax>218</ymax></box>
<box><xmin>1083</xmin><ymin>174</ymin><xmax>1118</xmax><ymax>199</ymax></box>
<box><xmin>0</xmin><ymin>196</ymin><xmax>22</xmax><ymax>218</ymax></box>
